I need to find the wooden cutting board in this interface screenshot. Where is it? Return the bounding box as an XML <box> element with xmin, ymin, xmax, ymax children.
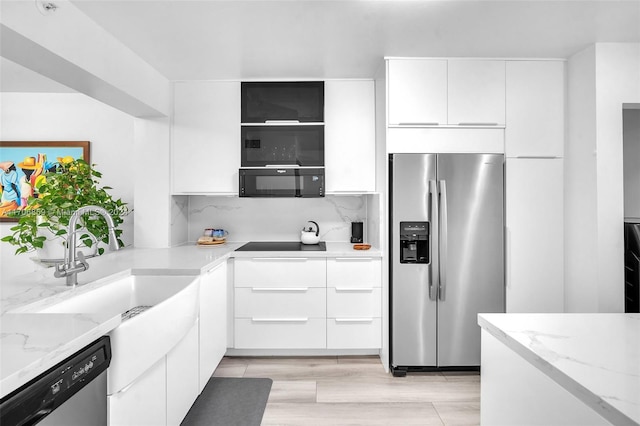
<box><xmin>197</xmin><ymin>237</ymin><xmax>226</xmax><ymax>246</ymax></box>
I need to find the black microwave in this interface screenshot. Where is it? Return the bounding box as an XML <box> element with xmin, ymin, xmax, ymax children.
<box><xmin>239</xmin><ymin>167</ymin><xmax>324</xmax><ymax>198</ymax></box>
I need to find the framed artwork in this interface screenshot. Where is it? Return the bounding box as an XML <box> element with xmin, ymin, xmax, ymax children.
<box><xmin>0</xmin><ymin>141</ymin><xmax>90</xmax><ymax>222</ymax></box>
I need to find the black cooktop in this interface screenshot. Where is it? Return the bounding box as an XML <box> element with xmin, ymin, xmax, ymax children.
<box><xmin>235</xmin><ymin>241</ymin><xmax>326</xmax><ymax>252</ymax></box>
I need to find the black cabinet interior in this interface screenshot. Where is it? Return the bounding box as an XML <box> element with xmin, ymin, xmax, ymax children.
<box><xmin>241</xmin><ymin>125</ymin><xmax>324</xmax><ymax>167</ymax></box>
<box><xmin>241</xmin><ymin>82</ymin><xmax>324</xmax><ymax>123</ymax></box>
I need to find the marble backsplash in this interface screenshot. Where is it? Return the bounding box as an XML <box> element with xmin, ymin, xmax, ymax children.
<box><xmin>186</xmin><ymin>195</ymin><xmax>372</xmax><ymax>243</ymax></box>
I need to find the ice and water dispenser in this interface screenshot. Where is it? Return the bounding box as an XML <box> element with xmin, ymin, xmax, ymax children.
<box><xmin>399</xmin><ymin>221</ymin><xmax>429</xmax><ymax>264</ymax></box>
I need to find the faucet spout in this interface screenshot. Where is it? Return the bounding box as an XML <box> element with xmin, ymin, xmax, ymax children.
<box><xmin>54</xmin><ymin>205</ymin><xmax>121</xmax><ymax>286</ymax></box>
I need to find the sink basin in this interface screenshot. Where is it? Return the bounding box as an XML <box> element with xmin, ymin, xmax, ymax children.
<box><xmin>32</xmin><ymin>272</ymin><xmax>199</xmax><ymax>394</ymax></box>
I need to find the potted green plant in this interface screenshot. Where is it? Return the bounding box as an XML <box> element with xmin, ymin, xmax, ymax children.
<box><xmin>1</xmin><ymin>158</ymin><xmax>127</xmax><ymax>258</ymax></box>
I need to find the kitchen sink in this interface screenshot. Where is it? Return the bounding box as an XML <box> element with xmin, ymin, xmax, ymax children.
<box><xmin>27</xmin><ymin>272</ymin><xmax>199</xmax><ymax>394</ymax></box>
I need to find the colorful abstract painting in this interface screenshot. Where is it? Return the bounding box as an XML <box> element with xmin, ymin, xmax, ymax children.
<box><xmin>0</xmin><ymin>141</ymin><xmax>90</xmax><ymax>222</ymax></box>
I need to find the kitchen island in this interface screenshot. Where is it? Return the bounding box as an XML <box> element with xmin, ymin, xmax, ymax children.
<box><xmin>478</xmin><ymin>313</ymin><xmax>639</xmax><ymax>426</ymax></box>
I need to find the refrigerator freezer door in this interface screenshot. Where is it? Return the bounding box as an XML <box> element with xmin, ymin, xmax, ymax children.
<box><xmin>390</xmin><ymin>154</ymin><xmax>437</xmax><ymax>367</ymax></box>
<box><xmin>436</xmin><ymin>154</ymin><xmax>505</xmax><ymax>366</ymax></box>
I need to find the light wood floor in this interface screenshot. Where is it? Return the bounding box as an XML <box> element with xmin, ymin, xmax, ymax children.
<box><xmin>213</xmin><ymin>356</ymin><xmax>480</xmax><ymax>425</ymax></box>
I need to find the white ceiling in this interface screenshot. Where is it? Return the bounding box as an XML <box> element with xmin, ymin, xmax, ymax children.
<box><xmin>70</xmin><ymin>0</ymin><xmax>640</xmax><ymax>80</ymax></box>
<box><xmin>2</xmin><ymin>0</ymin><xmax>639</xmax><ymax>92</ymax></box>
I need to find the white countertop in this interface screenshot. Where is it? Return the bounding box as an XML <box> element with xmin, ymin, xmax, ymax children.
<box><xmin>478</xmin><ymin>313</ymin><xmax>640</xmax><ymax>426</ymax></box>
<box><xmin>0</xmin><ymin>241</ymin><xmax>381</xmax><ymax>398</ymax></box>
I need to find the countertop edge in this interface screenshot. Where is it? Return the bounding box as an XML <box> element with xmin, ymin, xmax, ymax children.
<box><xmin>0</xmin><ymin>313</ymin><xmax>121</xmax><ymax>399</ymax></box>
<box><xmin>477</xmin><ymin>314</ymin><xmax>638</xmax><ymax>426</ymax></box>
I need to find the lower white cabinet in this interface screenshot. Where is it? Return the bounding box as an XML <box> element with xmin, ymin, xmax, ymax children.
<box><xmin>108</xmin><ymin>357</ymin><xmax>167</xmax><ymax>426</ymax></box>
<box><xmin>234</xmin><ymin>258</ymin><xmax>327</xmax><ymax>349</ymax></box>
<box><xmin>107</xmin><ymin>322</ymin><xmax>199</xmax><ymax>426</ymax></box>
<box><xmin>233</xmin><ymin>256</ymin><xmax>382</xmax><ymax>351</ymax></box>
<box><xmin>327</xmin><ymin>318</ymin><xmax>382</xmax><ymax>349</ymax></box>
<box><xmin>199</xmin><ymin>262</ymin><xmax>227</xmax><ymax>391</ymax></box>
<box><xmin>235</xmin><ymin>318</ymin><xmax>327</xmax><ymax>349</ymax></box>
<box><xmin>506</xmin><ymin>158</ymin><xmax>564</xmax><ymax>312</ymax></box>
<box><xmin>235</xmin><ymin>287</ymin><xmax>326</xmax><ymax>318</ymax></box>
<box><xmin>167</xmin><ymin>323</ymin><xmax>199</xmax><ymax>425</ymax></box>
<box><xmin>326</xmin><ymin>287</ymin><xmax>382</xmax><ymax>318</ymax></box>
<box><xmin>326</xmin><ymin>258</ymin><xmax>382</xmax><ymax>349</ymax></box>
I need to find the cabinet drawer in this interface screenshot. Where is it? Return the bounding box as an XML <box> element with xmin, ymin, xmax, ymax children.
<box><xmin>327</xmin><ymin>318</ymin><xmax>382</xmax><ymax>349</ymax></box>
<box><xmin>235</xmin><ymin>258</ymin><xmax>326</xmax><ymax>287</ymax></box>
<box><xmin>327</xmin><ymin>258</ymin><xmax>381</xmax><ymax>287</ymax></box>
<box><xmin>327</xmin><ymin>287</ymin><xmax>381</xmax><ymax>318</ymax></box>
<box><xmin>235</xmin><ymin>318</ymin><xmax>326</xmax><ymax>349</ymax></box>
<box><xmin>235</xmin><ymin>287</ymin><xmax>326</xmax><ymax>318</ymax></box>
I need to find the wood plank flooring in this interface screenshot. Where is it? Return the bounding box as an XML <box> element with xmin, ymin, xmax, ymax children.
<box><xmin>213</xmin><ymin>356</ymin><xmax>480</xmax><ymax>425</ymax></box>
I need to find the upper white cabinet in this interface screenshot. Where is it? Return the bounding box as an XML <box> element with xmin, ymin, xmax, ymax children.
<box><xmin>505</xmin><ymin>61</ymin><xmax>565</xmax><ymax>158</ymax></box>
<box><xmin>172</xmin><ymin>81</ymin><xmax>240</xmax><ymax>194</ymax></box>
<box><xmin>387</xmin><ymin>59</ymin><xmax>505</xmax><ymax>126</ymax></box>
<box><xmin>388</xmin><ymin>59</ymin><xmax>448</xmax><ymax>126</ymax></box>
<box><xmin>325</xmin><ymin>80</ymin><xmax>376</xmax><ymax>193</ymax></box>
<box><xmin>448</xmin><ymin>60</ymin><xmax>505</xmax><ymax>126</ymax></box>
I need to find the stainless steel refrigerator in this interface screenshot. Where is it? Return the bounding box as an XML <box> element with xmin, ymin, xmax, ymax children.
<box><xmin>390</xmin><ymin>153</ymin><xmax>504</xmax><ymax>375</ymax></box>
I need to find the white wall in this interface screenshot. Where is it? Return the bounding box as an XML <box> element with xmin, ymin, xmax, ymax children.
<box><xmin>0</xmin><ymin>92</ymin><xmax>135</xmax><ymax>281</ymax></box>
<box><xmin>133</xmin><ymin>117</ymin><xmax>171</xmax><ymax>248</ymax></box>
<box><xmin>566</xmin><ymin>43</ymin><xmax>640</xmax><ymax>312</ymax></box>
<box><xmin>623</xmin><ymin>108</ymin><xmax>640</xmax><ymax>219</ymax></box>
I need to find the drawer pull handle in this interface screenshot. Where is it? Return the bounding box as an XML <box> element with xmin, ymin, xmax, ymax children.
<box><xmin>252</xmin><ymin>257</ymin><xmax>309</xmax><ymax>261</ymax></box>
<box><xmin>251</xmin><ymin>287</ymin><xmax>309</xmax><ymax>292</ymax></box>
<box><xmin>334</xmin><ymin>318</ymin><xmax>374</xmax><ymax>323</ymax></box>
<box><xmin>335</xmin><ymin>257</ymin><xmax>373</xmax><ymax>261</ymax></box>
<box><xmin>334</xmin><ymin>287</ymin><xmax>374</xmax><ymax>292</ymax></box>
<box><xmin>251</xmin><ymin>317</ymin><xmax>309</xmax><ymax>323</ymax></box>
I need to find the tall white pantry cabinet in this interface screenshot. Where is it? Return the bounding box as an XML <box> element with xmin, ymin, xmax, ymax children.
<box><xmin>504</xmin><ymin>60</ymin><xmax>565</xmax><ymax>313</ymax></box>
<box><xmin>386</xmin><ymin>58</ymin><xmax>565</xmax><ymax>313</ymax></box>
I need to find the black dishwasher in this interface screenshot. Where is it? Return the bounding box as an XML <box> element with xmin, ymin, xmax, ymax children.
<box><xmin>0</xmin><ymin>336</ymin><xmax>111</xmax><ymax>426</ymax></box>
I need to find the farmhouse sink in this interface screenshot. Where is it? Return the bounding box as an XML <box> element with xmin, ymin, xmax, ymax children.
<box><xmin>31</xmin><ymin>272</ymin><xmax>199</xmax><ymax>394</ymax></box>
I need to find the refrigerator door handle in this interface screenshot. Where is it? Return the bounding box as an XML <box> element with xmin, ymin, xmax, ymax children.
<box><xmin>439</xmin><ymin>180</ymin><xmax>448</xmax><ymax>301</ymax></box>
<box><xmin>429</xmin><ymin>179</ymin><xmax>439</xmax><ymax>301</ymax></box>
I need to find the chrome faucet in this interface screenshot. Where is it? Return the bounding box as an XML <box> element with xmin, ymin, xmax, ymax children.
<box><xmin>54</xmin><ymin>205</ymin><xmax>120</xmax><ymax>286</ymax></box>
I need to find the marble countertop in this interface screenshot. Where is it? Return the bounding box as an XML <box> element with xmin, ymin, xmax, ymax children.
<box><xmin>1</xmin><ymin>241</ymin><xmax>381</xmax><ymax>398</ymax></box>
<box><xmin>478</xmin><ymin>313</ymin><xmax>640</xmax><ymax>426</ymax></box>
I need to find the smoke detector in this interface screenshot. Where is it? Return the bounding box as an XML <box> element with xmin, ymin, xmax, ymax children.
<box><xmin>35</xmin><ymin>0</ymin><xmax>58</xmax><ymax>15</ymax></box>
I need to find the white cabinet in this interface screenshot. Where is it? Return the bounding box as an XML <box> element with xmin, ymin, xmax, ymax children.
<box><xmin>198</xmin><ymin>261</ymin><xmax>227</xmax><ymax>392</ymax></box>
<box><xmin>108</xmin><ymin>357</ymin><xmax>167</xmax><ymax>426</ymax></box>
<box><xmin>234</xmin><ymin>258</ymin><xmax>327</xmax><ymax>349</ymax></box>
<box><xmin>232</xmin><ymin>256</ymin><xmax>382</xmax><ymax>351</ymax></box>
<box><xmin>448</xmin><ymin>60</ymin><xmax>505</xmax><ymax>126</ymax></box>
<box><xmin>325</xmin><ymin>80</ymin><xmax>376</xmax><ymax>193</ymax></box>
<box><xmin>172</xmin><ymin>81</ymin><xmax>240</xmax><ymax>194</ymax></box>
<box><xmin>107</xmin><ymin>323</ymin><xmax>200</xmax><ymax>426</ymax></box>
<box><xmin>388</xmin><ymin>59</ymin><xmax>448</xmax><ymax>125</ymax></box>
<box><xmin>506</xmin><ymin>158</ymin><xmax>564</xmax><ymax>313</ymax></box>
<box><xmin>234</xmin><ymin>257</ymin><xmax>326</xmax><ymax>287</ymax></box>
<box><xmin>166</xmin><ymin>323</ymin><xmax>199</xmax><ymax>425</ymax></box>
<box><xmin>505</xmin><ymin>61</ymin><xmax>565</xmax><ymax>157</ymax></box>
<box><xmin>326</xmin><ymin>258</ymin><xmax>382</xmax><ymax>349</ymax></box>
<box><xmin>387</xmin><ymin>59</ymin><xmax>505</xmax><ymax>126</ymax></box>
